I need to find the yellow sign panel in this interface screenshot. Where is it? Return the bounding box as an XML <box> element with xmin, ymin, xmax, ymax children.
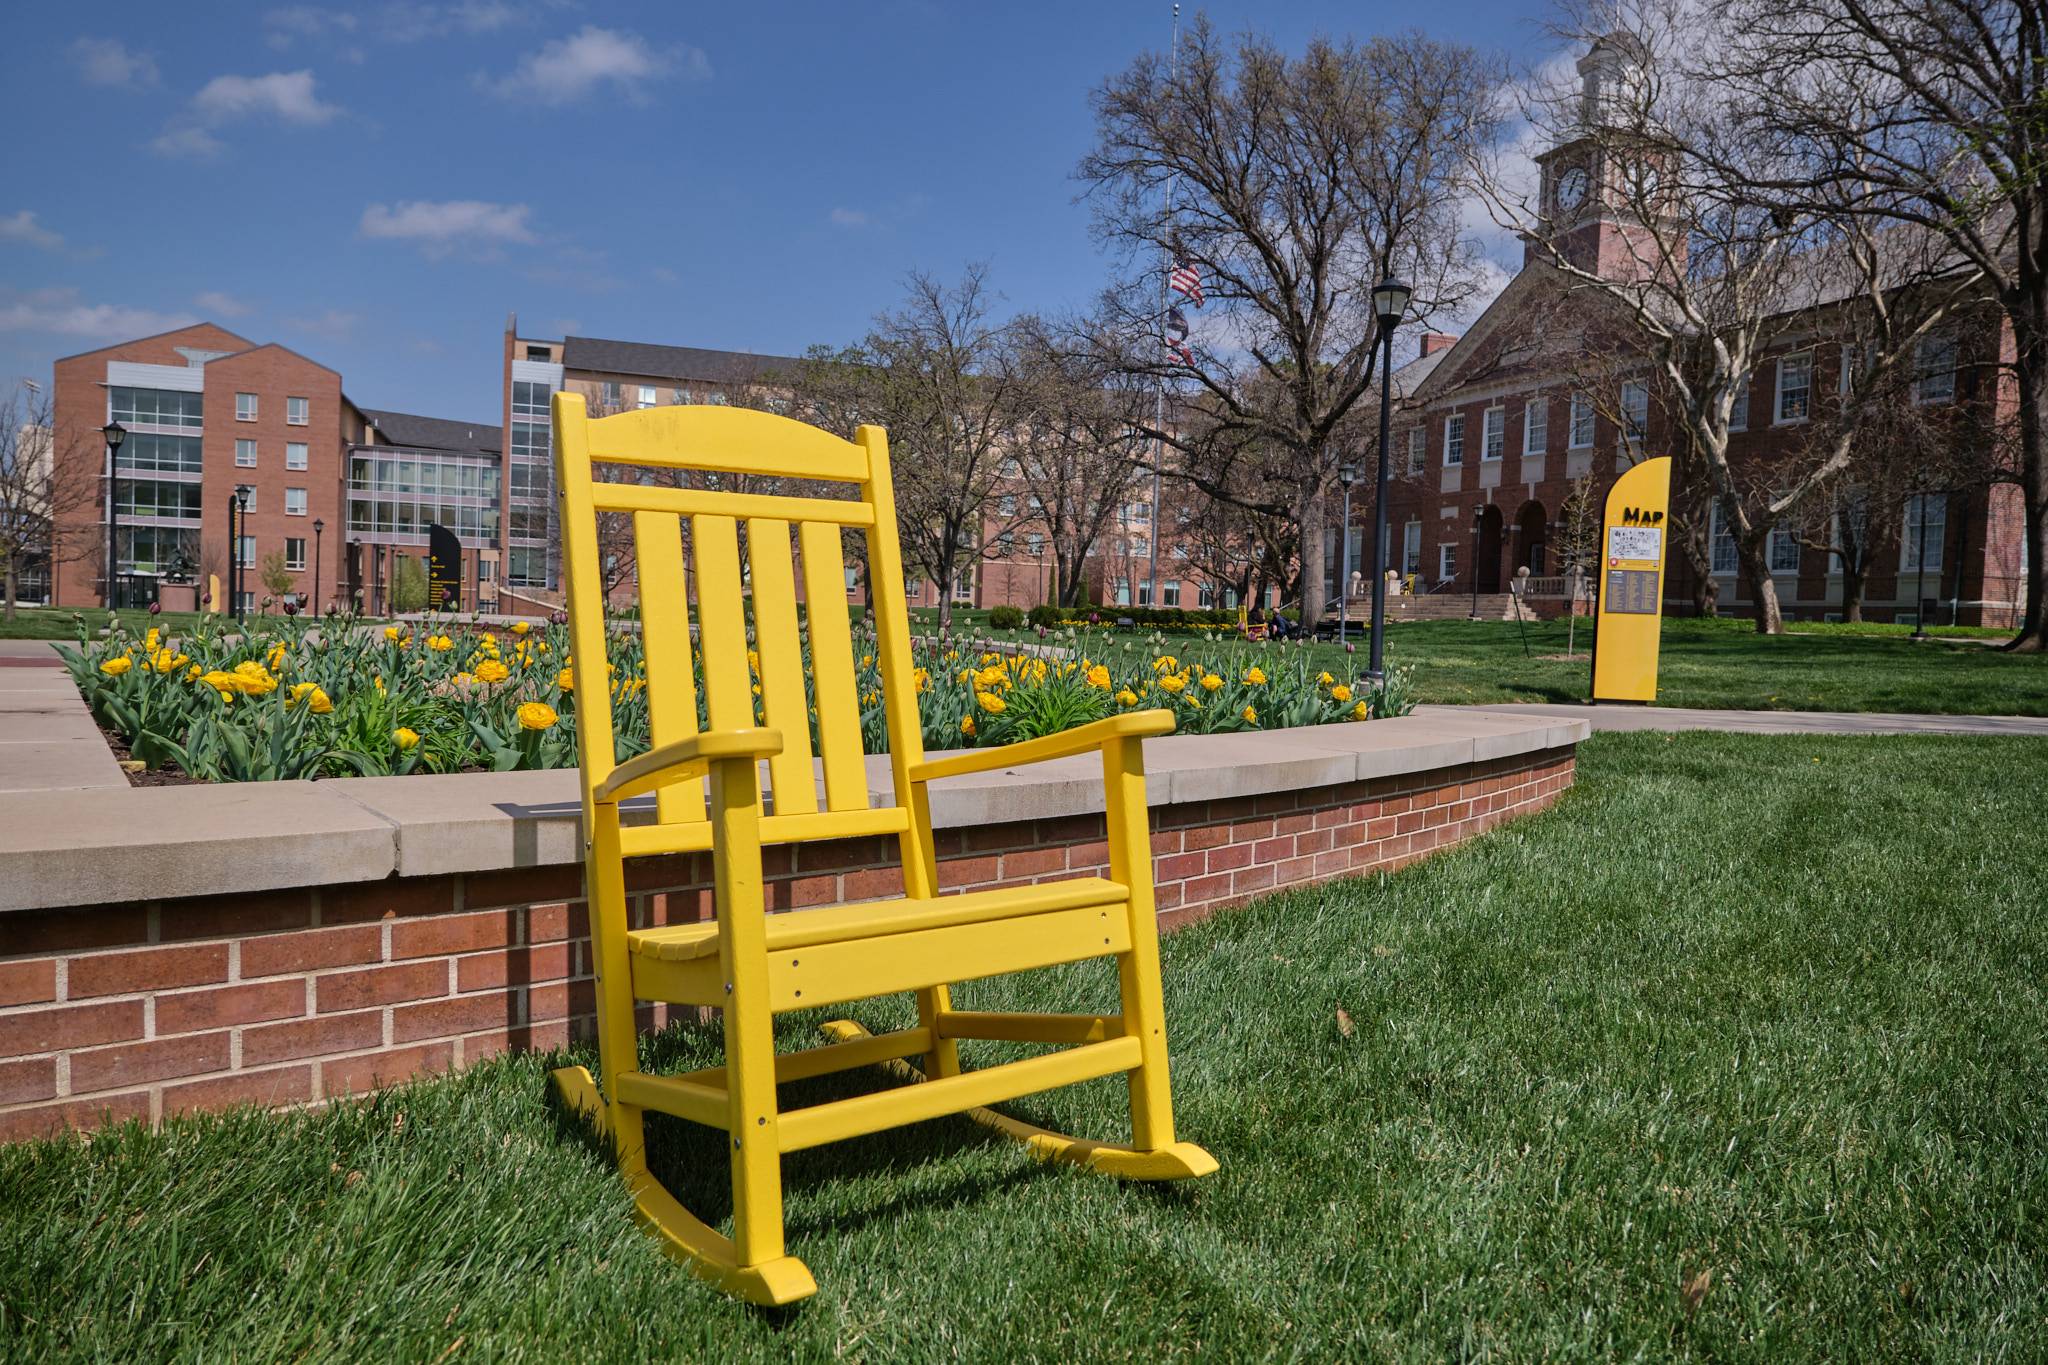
<box><xmin>1591</xmin><ymin>456</ymin><xmax>1674</xmax><ymax>703</ymax></box>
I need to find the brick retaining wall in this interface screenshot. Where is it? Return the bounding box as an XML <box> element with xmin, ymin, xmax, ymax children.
<box><xmin>0</xmin><ymin>746</ymin><xmax>1574</xmax><ymax>1141</ymax></box>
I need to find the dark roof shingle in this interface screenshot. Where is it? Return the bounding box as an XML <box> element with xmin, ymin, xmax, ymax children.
<box><xmin>561</xmin><ymin>336</ymin><xmax>805</xmax><ymax>384</ymax></box>
<box><xmin>361</xmin><ymin>408</ymin><xmax>502</xmax><ymax>456</ymax></box>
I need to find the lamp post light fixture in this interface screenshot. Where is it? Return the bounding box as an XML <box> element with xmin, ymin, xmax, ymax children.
<box><xmin>1366</xmin><ymin>276</ymin><xmax>1411</xmax><ymax>683</ymax></box>
<box><xmin>1337</xmin><ymin>460</ymin><xmax>1360</xmax><ymax>648</ymax></box>
<box><xmin>100</xmin><ymin>421</ymin><xmax>126</xmax><ymax>609</ymax></box>
<box><xmin>312</xmin><ymin>518</ymin><xmax>324</xmax><ymax>617</ymax></box>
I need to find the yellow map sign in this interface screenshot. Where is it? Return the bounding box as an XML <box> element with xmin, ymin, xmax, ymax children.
<box><xmin>1591</xmin><ymin>456</ymin><xmax>1673</xmax><ymax>703</ymax></box>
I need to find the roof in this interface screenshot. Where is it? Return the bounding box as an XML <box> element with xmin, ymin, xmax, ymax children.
<box><xmin>1390</xmin><ymin>347</ymin><xmax>1451</xmax><ymax>399</ymax></box>
<box><xmin>560</xmin><ymin>336</ymin><xmax>806</xmax><ymax>384</ymax></box>
<box><xmin>361</xmin><ymin>408</ymin><xmax>502</xmax><ymax>456</ymax></box>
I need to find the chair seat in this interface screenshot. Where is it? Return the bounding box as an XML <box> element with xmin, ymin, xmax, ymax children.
<box><xmin>628</xmin><ymin>876</ymin><xmax>1131</xmax><ymax>963</ymax></box>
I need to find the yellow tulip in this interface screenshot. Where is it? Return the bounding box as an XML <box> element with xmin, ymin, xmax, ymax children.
<box><xmin>517</xmin><ymin>701</ymin><xmax>558</xmax><ymax>731</ymax></box>
<box><xmin>384</xmin><ymin>626</ymin><xmax>402</xmax><ymax>643</ymax></box>
<box><xmin>976</xmin><ymin>691</ymin><xmax>1006</xmax><ymax>714</ymax></box>
<box><xmin>99</xmin><ymin>656</ymin><xmax>132</xmax><ymax>676</ymax></box>
<box><xmin>960</xmin><ymin>715</ymin><xmax>976</xmax><ymax>736</ymax></box>
<box><xmin>1331</xmin><ymin>684</ymin><xmax>1353</xmax><ymax>704</ymax></box>
<box><xmin>393</xmin><ymin>727</ymin><xmax>420</xmax><ymax>750</ymax></box>
<box><xmin>1244</xmin><ymin>667</ymin><xmax>1267</xmax><ymax>686</ymax></box>
<box><xmin>1242</xmin><ymin>705</ymin><xmax>1258</xmax><ymax>723</ymax></box>
<box><xmin>474</xmin><ymin>660</ymin><xmax>510</xmax><ymax>684</ymax></box>
<box><xmin>1158</xmin><ymin>674</ymin><xmax>1186</xmax><ymax>693</ymax></box>
<box><xmin>1086</xmin><ymin>665</ymin><xmax>1112</xmax><ymax>690</ymax></box>
<box><xmin>557</xmin><ymin>667</ymin><xmax>574</xmax><ymax>691</ymax></box>
<box><xmin>1200</xmin><ymin>673</ymin><xmax>1223</xmax><ymax>692</ymax></box>
<box><xmin>511</xmin><ymin>621</ymin><xmax>531</xmax><ymax>635</ymax></box>
<box><xmin>1351</xmin><ymin>701</ymin><xmax>1370</xmax><ymax>720</ymax></box>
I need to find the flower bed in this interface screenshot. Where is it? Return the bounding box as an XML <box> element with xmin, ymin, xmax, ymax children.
<box><xmin>56</xmin><ymin>612</ymin><xmax>1412</xmax><ymax>783</ymax></box>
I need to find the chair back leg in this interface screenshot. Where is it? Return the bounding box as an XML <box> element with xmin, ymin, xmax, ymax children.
<box><xmin>1102</xmin><ymin>736</ymin><xmax>1178</xmax><ymax>1151</ymax></box>
<box><xmin>588</xmin><ymin>802</ymin><xmax>649</xmax><ymax>1173</ymax></box>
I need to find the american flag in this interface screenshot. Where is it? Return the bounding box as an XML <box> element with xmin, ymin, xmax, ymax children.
<box><xmin>1163</xmin><ymin>306</ymin><xmax>1193</xmax><ymax>365</ymax></box>
<box><xmin>1169</xmin><ymin>261</ymin><xmax>1204</xmax><ymax>307</ymax></box>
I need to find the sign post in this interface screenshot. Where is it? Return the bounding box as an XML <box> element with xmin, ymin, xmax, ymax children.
<box><xmin>427</xmin><ymin>523</ymin><xmax>463</xmax><ymax>613</ymax></box>
<box><xmin>1590</xmin><ymin>456</ymin><xmax>1673</xmax><ymax>703</ymax></box>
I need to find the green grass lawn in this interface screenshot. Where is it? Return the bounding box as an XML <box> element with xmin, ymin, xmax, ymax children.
<box><xmin>1</xmin><ymin>606</ymin><xmax>222</xmax><ymax>641</ymax></box>
<box><xmin>4</xmin><ymin>732</ymin><xmax>2044</xmax><ymax>1359</ymax></box>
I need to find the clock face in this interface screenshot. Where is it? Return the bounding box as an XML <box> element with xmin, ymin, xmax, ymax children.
<box><xmin>1556</xmin><ymin>167</ymin><xmax>1590</xmax><ymax>212</ymax></box>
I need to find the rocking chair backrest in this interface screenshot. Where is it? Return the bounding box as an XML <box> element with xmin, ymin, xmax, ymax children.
<box><xmin>553</xmin><ymin>395</ymin><xmax>935</xmax><ymax>890</ymax></box>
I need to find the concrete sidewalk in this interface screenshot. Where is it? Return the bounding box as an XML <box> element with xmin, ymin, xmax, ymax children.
<box><xmin>1451</xmin><ymin>702</ymin><xmax>2048</xmax><ymax>738</ymax></box>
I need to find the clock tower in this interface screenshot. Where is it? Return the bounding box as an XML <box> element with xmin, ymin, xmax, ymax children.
<box><xmin>1523</xmin><ymin>33</ymin><xmax>1678</xmax><ymax>281</ymax></box>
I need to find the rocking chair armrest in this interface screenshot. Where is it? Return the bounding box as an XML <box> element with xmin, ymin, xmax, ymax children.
<box><xmin>593</xmin><ymin>727</ymin><xmax>785</xmax><ymax>804</ymax></box>
<box><xmin>906</xmin><ymin>710</ymin><xmax>1175</xmax><ymax>784</ymax></box>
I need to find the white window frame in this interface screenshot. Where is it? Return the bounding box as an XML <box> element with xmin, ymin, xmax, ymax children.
<box><xmin>1198</xmin><ymin>582</ymin><xmax>1215</xmax><ymax>608</ymax></box>
<box><xmin>1768</xmin><ymin>521</ymin><xmax>1801</xmax><ymax>574</ymax></box>
<box><xmin>1728</xmin><ymin>373</ymin><xmax>1750</xmax><ymax>431</ymax></box>
<box><xmin>1402</xmin><ymin>519</ymin><xmax>1422</xmax><ymax>574</ymax></box>
<box><xmin>1914</xmin><ymin>335</ymin><xmax>1958</xmax><ymax>406</ymax></box>
<box><xmin>1900</xmin><ymin>493</ymin><xmax>1947</xmax><ymax>573</ymax></box>
<box><xmin>1406</xmin><ymin>427</ymin><xmax>1426</xmax><ymax>475</ymax></box>
<box><xmin>285</xmin><ymin>441</ymin><xmax>308</xmax><ymax>471</ymax></box>
<box><xmin>285</xmin><ymin>487</ymin><xmax>308</xmax><ymax>517</ymax></box>
<box><xmin>1620</xmin><ymin>381</ymin><xmax>1649</xmax><ymax>445</ymax></box>
<box><xmin>1523</xmin><ymin>398</ymin><xmax>1547</xmax><ymax>455</ymax></box>
<box><xmin>1568</xmin><ymin>394</ymin><xmax>1595</xmax><ymax>449</ymax></box>
<box><xmin>286</xmin><ymin>396</ymin><xmax>309</xmax><ymax>426</ymax></box>
<box><xmin>1775</xmin><ymin>353</ymin><xmax>1812</xmax><ymax>424</ymax></box>
<box><xmin>235</xmin><ymin>439</ymin><xmax>257</xmax><ymax>468</ymax></box>
<box><xmin>637</xmin><ymin>385</ymin><xmax>658</xmax><ymax>409</ymax></box>
<box><xmin>1708</xmin><ymin>502</ymin><xmax>1738</xmax><ymax>576</ymax></box>
<box><xmin>239</xmin><ymin>489</ymin><xmax>256</xmax><ymax>513</ymax></box>
<box><xmin>284</xmin><ymin>537</ymin><xmax>307</xmax><ymax>571</ymax></box>
<box><xmin>1438</xmin><ymin>542</ymin><xmax>1458</xmax><ymax>581</ymax></box>
<box><xmin>1482</xmin><ymin>407</ymin><xmax>1505</xmax><ymax>461</ymax></box>
<box><xmin>235</xmin><ymin>535</ymin><xmax>256</xmax><ymax>566</ymax></box>
<box><xmin>1443</xmin><ymin>413</ymin><xmax>1465</xmax><ymax>466</ymax></box>
<box><xmin>236</xmin><ymin>392</ymin><xmax>258</xmax><ymax>422</ymax></box>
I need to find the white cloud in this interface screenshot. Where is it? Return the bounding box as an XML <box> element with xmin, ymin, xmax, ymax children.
<box><xmin>285</xmin><ymin>309</ymin><xmax>360</xmax><ymax>340</ymax></box>
<box><xmin>263</xmin><ymin>5</ymin><xmax>357</xmax><ymax>47</ymax></box>
<box><xmin>72</xmin><ymin>38</ymin><xmax>159</xmax><ymax>89</ymax></box>
<box><xmin>0</xmin><ymin>287</ymin><xmax>196</xmax><ymax>340</ymax></box>
<box><xmin>483</xmin><ymin>26</ymin><xmax>708</xmax><ymax>106</ymax></box>
<box><xmin>194</xmin><ymin>290</ymin><xmax>254</xmax><ymax>318</ymax></box>
<box><xmin>153</xmin><ymin>69</ymin><xmax>341</xmax><ymax>158</ymax></box>
<box><xmin>359</xmin><ymin>199</ymin><xmax>536</xmax><ymax>256</ymax></box>
<box><xmin>0</xmin><ymin>211</ymin><xmax>65</xmax><ymax>252</ymax></box>
<box><xmin>828</xmin><ymin>207</ymin><xmax>870</xmax><ymax>228</ymax></box>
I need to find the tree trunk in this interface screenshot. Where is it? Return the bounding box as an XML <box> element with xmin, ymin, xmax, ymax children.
<box><xmin>1736</xmin><ymin>535</ymin><xmax>1784</xmax><ymax>634</ymax></box>
<box><xmin>1298</xmin><ymin>488</ymin><xmax>1326</xmax><ymax>626</ymax></box>
<box><xmin>2008</xmin><ymin>299</ymin><xmax>2048</xmax><ymax>650</ymax></box>
<box><xmin>1841</xmin><ymin>555</ymin><xmax>1867</xmax><ymax>623</ymax></box>
<box><xmin>3</xmin><ymin>552</ymin><xmax>15</xmax><ymax>622</ymax></box>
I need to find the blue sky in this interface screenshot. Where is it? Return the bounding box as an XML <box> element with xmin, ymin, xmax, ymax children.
<box><xmin>2</xmin><ymin>1</ymin><xmax>1554</xmax><ymax>423</ymax></box>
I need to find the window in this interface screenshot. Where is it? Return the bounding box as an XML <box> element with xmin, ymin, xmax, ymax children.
<box><xmin>236</xmin><ymin>439</ymin><xmax>257</xmax><ymax>468</ymax></box>
<box><xmin>672</xmin><ymin>386</ymin><xmax>691</xmax><ymax>404</ymax></box>
<box><xmin>1115</xmin><ymin>578</ymin><xmax>1131</xmax><ymax>606</ymax></box>
<box><xmin>1137</xmin><ymin>581</ymin><xmax>1153</xmax><ymax>606</ymax></box>
<box><xmin>1406</xmin><ymin>428</ymin><xmax>1426</xmax><ymax>475</ymax></box>
<box><xmin>285</xmin><ymin>537</ymin><xmax>307</xmax><ymax>571</ymax></box>
<box><xmin>1769</xmin><ymin>523</ymin><xmax>1801</xmax><ymax>574</ymax></box>
<box><xmin>507</xmin><ymin>548</ymin><xmax>549</xmax><ymax>587</ymax></box>
<box><xmin>1840</xmin><ymin>343</ymin><xmax>1859</xmax><ymax>396</ymax></box>
<box><xmin>1708</xmin><ymin>502</ymin><xmax>1738</xmax><ymax>575</ymax></box>
<box><xmin>511</xmin><ymin>381</ymin><xmax>551</xmax><ymax>418</ymax></box>
<box><xmin>1444</xmin><ymin>413</ymin><xmax>1465</xmax><ymax>466</ymax></box>
<box><xmin>236</xmin><ymin>535</ymin><xmax>256</xmax><ymax>567</ymax></box>
<box><xmin>115</xmin><ymin>525</ymin><xmax>200</xmax><ymax>575</ymax></box>
<box><xmin>525</xmin><ymin>345</ymin><xmax>552</xmax><ymax>362</ymax></box>
<box><xmin>637</xmin><ymin>385</ymin><xmax>657</xmax><ymax>409</ymax></box>
<box><xmin>238</xmin><ymin>489</ymin><xmax>256</xmax><ymax>513</ymax></box>
<box><xmin>1162</xmin><ymin>581</ymin><xmax>1181</xmax><ymax>607</ymax></box>
<box><xmin>997</xmin><ymin>494</ymin><xmax>1017</xmax><ymax>516</ymax></box>
<box><xmin>286</xmin><ymin>441</ymin><xmax>308</xmax><ymax>471</ymax></box>
<box><xmin>286</xmin><ymin>488</ymin><xmax>307</xmax><ymax>517</ymax></box>
<box><xmin>1569</xmin><ymin>394</ymin><xmax>1595</xmax><ymax>448</ymax></box>
<box><xmin>603</xmin><ymin>382</ymin><xmax>621</xmax><ymax>407</ymax></box>
<box><xmin>236</xmin><ymin>393</ymin><xmax>258</xmax><ymax>422</ymax></box>
<box><xmin>951</xmin><ymin>569</ymin><xmax>974</xmax><ymax>602</ymax></box>
<box><xmin>1901</xmin><ymin>493</ymin><xmax>1947</xmax><ymax>572</ymax></box>
<box><xmin>1198</xmin><ymin>582</ymin><xmax>1215</xmax><ymax>608</ymax></box>
<box><xmin>1776</xmin><ymin>353</ymin><xmax>1812</xmax><ymax>423</ymax></box>
<box><xmin>1025</xmin><ymin>532</ymin><xmax>1044</xmax><ymax>558</ymax></box>
<box><xmin>1915</xmin><ymin>335</ymin><xmax>1958</xmax><ymax>405</ymax></box>
<box><xmin>509</xmin><ymin>420</ymin><xmax>550</xmax><ymax>464</ymax></box>
<box><xmin>1729</xmin><ymin>374</ymin><xmax>1750</xmax><ymax>431</ymax></box>
<box><xmin>1482</xmin><ymin>407</ymin><xmax>1505</xmax><ymax>461</ymax></box>
<box><xmin>114</xmin><ymin>480</ymin><xmax>204</xmax><ymax>520</ymax></box>
<box><xmin>109</xmin><ymin>387</ymin><xmax>203</xmax><ymax>429</ymax></box>
<box><xmin>1403</xmin><ymin>520</ymin><xmax>1422</xmax><ymax>575</ymax></box>
<box><xmin>1131</xmin><ymin>534</ymin><xmax>1150</xmax><ymax>559</ymax></box>
<box><xmin>286</xmin><ymin>396</ymin><xmax>309</xmax><ymax>426</ymax></box>
<box><xmin>118</xmin><ymin>433</ymin><xmax>204</xmax><ymax>474</ymax></box>
<box><xmin>1438</xmin><ymin>542</ymin><xmax>1458</xmax><ymax>581</ymax></box>
<box><xmin>1620</xmin><ymin>381</ymin><xmax>1649</xmax><ymax>445</ymax></box>
<box><xmin>1523</xmin><ymin>399</ymin><xmax>1547</xmax><ymax>455</ymax></box>
<box><xmin>1128</xmin><ymin>499</ymin><xmax>1151</xmax><ymax>526</ymax></box>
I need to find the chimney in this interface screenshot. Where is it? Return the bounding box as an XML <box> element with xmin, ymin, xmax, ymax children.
<box><xmin>1420</xmin><ymin>332</ymin><xmax>1459</xmax><ymax>358</ymax></box>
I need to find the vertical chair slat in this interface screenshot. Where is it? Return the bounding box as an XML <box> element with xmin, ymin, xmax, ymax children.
<box><xmin>634</xmin><ymin>510</ymin><xmax>704</xmax><ymax>825</ymax></box>
<box><xmin>554</xmin><ymin>394</ymin><xmax>616</xmax><ymax>813</ymax></box>
<box><xmin>798</xmin><ymin>522</ymin><xmax>869</xmax><ymax>813</ymax></box>
<box><xmin>692</xmin><ymin>514</ymin><xmax>754</xmax><ymax>732</ymax></box>
<box><xmin>860</xmin><ymin>427</ymin><xmax>937</xmax><ymax>899</ymax></box>
<box><xmin>746</xmin><ymin>519</ymin><xmax>818</xmax><ymax>816</ymax></box>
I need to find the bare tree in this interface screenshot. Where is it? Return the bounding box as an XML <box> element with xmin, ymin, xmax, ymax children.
<box><xmin>0</xmin><ymin>386</ymin><xmax>99</xmax><ymax>620</ymax></box>
<box><xmin>796</xmin><ymin>266</ymin><xmax>1021</xmax><ymax>634</ymax></box>
<box><xmin>1553</xmin><ymin>471</ymin><xmax>1605</xmax><ymax>654</ymax></box>
<box><xmin>1713</xmin><ymin>0</ymin><xmax>2048</xmax><ymax>647</ymax></box>
<box><xmin>1079</xmin><ymin>19</ymin><xmax>1501</xmax><ymax>625</ymax></box>
<box><xmin>1482</xmin><ymin>1</ymin><xmax>1980</xmax><ymax>633</ymax></box>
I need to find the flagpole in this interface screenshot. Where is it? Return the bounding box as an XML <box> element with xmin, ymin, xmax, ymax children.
<box><xmin>1147</xmin><ymin>3</ymin><xmax>1178</xmax><ymax>615</ymax></box>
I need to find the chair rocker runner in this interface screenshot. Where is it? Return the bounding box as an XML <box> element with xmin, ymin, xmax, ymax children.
<box><xmin>546</xmin><ymin>395</ymin><xmax>1214</xmax><ymax>1305</ymax></box>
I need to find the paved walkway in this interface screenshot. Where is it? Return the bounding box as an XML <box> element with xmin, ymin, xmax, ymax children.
<box><xmin>1461</xmin><ymin>702</ymin><xmax>2048</xmax><ymax>738</ymax></box>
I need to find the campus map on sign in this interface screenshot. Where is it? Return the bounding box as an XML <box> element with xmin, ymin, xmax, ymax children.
<box><xmin>1607</xmin><ymin>525</ymin><xmax>1663</xmax><ymax>563</ymax></box>
<box><xmin>1604</xmin><ymin>568</ymin><xmax>1659</xmax><ymax>615</ymax></box>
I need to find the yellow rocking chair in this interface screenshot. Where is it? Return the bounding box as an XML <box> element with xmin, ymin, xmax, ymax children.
<box><xmin>547</xmin><ymin>395</ymin><xmax>1214</xmax><ymax>1305</ymax></box>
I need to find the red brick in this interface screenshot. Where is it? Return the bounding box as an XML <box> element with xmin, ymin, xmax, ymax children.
<box><xmin>623</xmin><ymin>853</ymin><xmax>702</xmax><ymax>894</ymax></box>
<box><xmin>0</xmin><ymin>906</ymin><xmax>149</xmax><ymax>954</ymax></box>
<box><xmin>0</xmin><ymin>1056</ymin><xmax>58</xmax><ymax>1105</ymax></box>
<box><xmin>67</xmin><ymin>943</ymin><xmax>228</xmax><ymax>999</ymax></box>
<box><xmin>155</xmin><ymin>979</ymin><xmax>307</xmax><ymax>1034</ymax></box>
<box><xmin>1275</xmin><ymin>812</ymin><xmax>1315</xmax><ymax>836</ymax></box>
<box><xmin>1229</xmin><ymin>819</ymin><xmax>1276</xmax><ymax>843</ymax></box>
<box><xmin>1253</xmin><ymin>791</ymin><xmax>1300</xmax><ymax>815</ymax></box>
<box><xmin>390</xmin><ymin>909</ymin><xmax>518</xmax><ymax>960</ymax></box>
<box><xmin>391</xmin><ymin>991</ymin><xmax>517</xmax><ymax>1044</ymax></box>
<box><xmin>964</xmin><ymin>823</ymin><xmax>1036</xmax><ymax>853</ymax></box>
<box><xmin>1149</xmin><ymin>830</ymin><xmax>1180</xmax><ymax>855</ymax></box>
<box><xmin>522</xmin><ymin>902</ymin><xmax>588</xmax><ymax>944</ymax></box>
<box><xmin>163</xmin><ymin>1065</ymin><xmax>313</xmax><ymax>1117</ymax></box>
<box><xmin>1036</xmin><ymin>814</ymin><xmax>1103</xmax><ymax>845</ymax></box>
<box><xmin>526</xmin><ymin>979</ymin><xmax>597</xmax><ymax>1023</ymax></box>
<box><xmin>1274</xmin><ymin>854</ymin><xmax>1318</xmax><ymax>886</ymax></box>
<box><xmin>1156</xmin><ymin>852</ymin><xmax>1205</xmax><ymax>882</ymax></box>
<box><xmin>319</xmin><ymin>876</ymin><xmax>456</xmax><ymax>925</ymax></box>
<box><xmin>241</xmin><ymin>924</ymin><xmax>382</xmax><ymax>977</ymax></box>
<box><xmin>70</xmin><ymin>1032</ymin><xmax>230</xmax><ymax>1091</ymax></box>
<box><xmin>465</xmin><ymin>864</ymin><xmax>585</xmax><ymax>909</ymax></box>
<box><xmin>456</xmin><ymin>943</ymin><xmax>572</xmax><ymax>992</ymax></box>
<box><xmin>1066</xmin><ymin>840</ymin><xmax>1110</xmax><ymax>870</ymax></box>
<box><xmin>316</xmin><ymin>961</ymin><xmax>447</xmax><ymax>1014</ymax></box>
<box><xmin>321</xmin><ymin>1041</ymin><xmax>455</xmax><ymax>1097</ymax></box>
<box><xmin>0</xmin><ymin>1090</ymin><xmax>149</xmax><ymax>1143</ymax></box>
<box><xmin>1366</xmin><ymin>816</ymin><xmax>1398</xmax><ymax>841</ymax></box>
<box><xmin>764</xmin><ymin>875</ymin><xmax>841</xmax><ymax>911</ymax></box>
<box><xmin>1253</xmin><ymin>836</ymin><xmax>1293</xmax><ymax>863</ymax></box>
<box><xmin>1296</xmin><ymin>827</ymin><xmax>1336</xmax><ymax>855</ymax></box>
<box><xmin>841</xmin><ymin>868</ymin><xmax>902</xmax><ymax>902</ymax></box>
<box><xmin>1001</xmin><ymin>848</ymin><xmax>1066</xmax><ymax>879</ymax></box>
<box><xmin>1153</xmin><ymin>881</ymin><xmax>1183</xmax><ymax>910</ymax></box>
<box><xmin>936</xmin><ymin>855</ymin><xmax>1000</xmax><ymax>891</ymax></box>
<box><xmin>1183</xmin><ymin>872</ymin><xmax>1233</xmax><ymax>905</ymax></box>
<box><xmin>1233</xmin><ymin>864</ymin><xmax>1277</xmax><ymax>895</ymax></box>
<box><xmin>796</xmin><ymin>836</ymin><xmax>891</xmax><ymax>874</ymax></box>
<box><xmin>158</xmin><ymin>888</ymin><xmax>311</xmax><ymax>942</ymax></box>
<box><xmin>1206</xmin><ymin>843</ymin><xmax>1253</xmax><ymax>873</ymax></box>
<box><xmin>1313</xmin><ymin>850</ymin><xmax>1353</xmax><ymax>878</ymax></box>
<box><xmin>0</xmin><ymin>999</ymin><xmax>144</xmax><ymax>1055</ymax></box>
<box><xmin>243</xmin><ymin>1009</ymin><xmax>382</xmax><ymax>1066</ymax></box>
<box><xmin>1181</xmin><ymin>825</ymin><xmax>1230</xmax><ymax>851</ymax></box>
<box><xmin>462</xmin><ymin>1020</ymin><xmax>572</xmax><ymax>1062</ymax></box>
<box><xmin>0</xmin><ymin>959</ymin><xmax>57</xmax><ymax>1008</ymax></box>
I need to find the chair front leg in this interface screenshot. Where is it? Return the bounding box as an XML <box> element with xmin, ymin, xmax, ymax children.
<box><xmin>1101</xmin><ymin>736</ymin><xmax>1177</xmax><ymax>1153</ymax></box>
<box><xmin>588</xmin><ymin>799</ymin><xmax>648</xmax><ymax>1173</ymax></box>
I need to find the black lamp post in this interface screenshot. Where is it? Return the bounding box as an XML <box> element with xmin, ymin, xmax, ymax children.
<box><xmin>1469</xmin><ymin>506</ymin><xmax>1484</xmax><ymax>620</ymax></box>
<box><xmin>100</xmin><ymin>421</ymin><xmax>126</xmax><ymax>608</ymax></box>
<box><xmin>312</xmin><ymin>517</ymin><xmax>324</xmax><ymax>615</ymax></box>
<box><xmin>1366</xmin><ymin>277</ymin><xmax>1411</xmax><ymax>683</ymax></box>
<box><xmin>1337</xmin><ymin>460</ymin><xmax>1360</xmax><ymax>648</ymax></box>
<box><xmin>232</xmin><ymin>485</ymin><xmax>252</xmax><ymax>621</ymax></box>
<box><xmin>1911</xmin><ymin>490</ymin><xmax>1932</xmax><ymax>640</ymax></box>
